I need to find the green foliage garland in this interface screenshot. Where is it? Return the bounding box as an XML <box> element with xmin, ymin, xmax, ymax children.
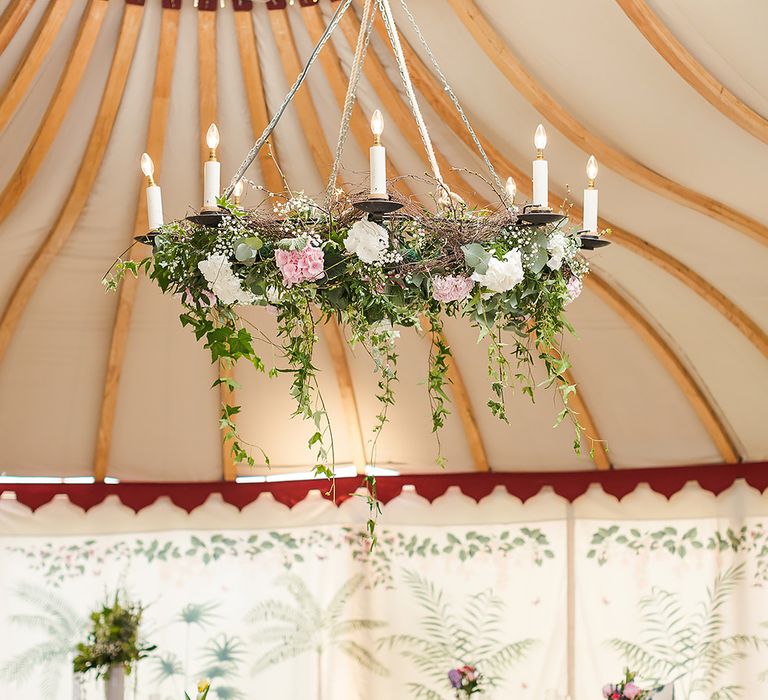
<box><xmin>106</xmin><ymin>188</ymin><xmax>594</xmax><ymax>535</ymax></box>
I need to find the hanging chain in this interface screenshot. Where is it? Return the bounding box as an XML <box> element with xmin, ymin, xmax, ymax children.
<box><xmin>398</xmin><ymin>0</ymin><xmax>505</xmax><ymax>198</ymax></box>
<box><xmin>377</xmin><ymin>0</ymin><xmax>443</xmax><ymax>186</ymax></box>
<box><xmin>326</xmin><ymin>0</ymin><xmax>378</xmax><ymax>203</ymax></box>
<box><xmin>224</xmin><ymin>0</ymin><xmax>354</xmax><ymax>199</ymax></box>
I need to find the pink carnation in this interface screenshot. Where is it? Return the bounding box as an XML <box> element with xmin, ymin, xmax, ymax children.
<box><xmin>602</xmin><ymin>685</ymin><xmax>616</xmax><ymax>698</ymax></box>
<box><xmin>623</xmin><ymin>683</ymin><xmax>641</xmax><ymax>700</ymax></box>
<box><xmin>432</xmin><ymin>275</ymin><xmax>474</xmax><ymax>303</ymax></box>
<box><xmin>275</xmin><ymin>243</ymin><xmax>325</xmax><ymax>287</ymax></box>
<box><xmin>565</xmin><ymin>276</ymin><xmax>582</xmax><ymax>305</ymax></box>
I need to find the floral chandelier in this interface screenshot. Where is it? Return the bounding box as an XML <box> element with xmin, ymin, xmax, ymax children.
<box><xmin>106</xmin><ymin>0</ymin><xmax>609</xmax><ymax>533</ymax></box>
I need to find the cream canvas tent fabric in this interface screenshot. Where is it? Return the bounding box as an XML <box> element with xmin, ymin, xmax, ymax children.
<box><xmin>0</xmin><ymin>0</ymin><xmax>765</xmax><ymax>478</ymax></box>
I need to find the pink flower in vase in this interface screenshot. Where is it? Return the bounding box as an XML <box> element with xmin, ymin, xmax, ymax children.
<box><xmin>623</xmin><ymin>682</ymin><xmax>642</xmax><ymax>700</ymax></box>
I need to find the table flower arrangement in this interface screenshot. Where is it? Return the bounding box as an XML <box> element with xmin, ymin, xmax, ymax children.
<box><xmin>73</xmin><ymin>593</ymin><xmax>156</xmax><ymax>700</ymax></box>
<box><xmin>602</xmin><ymin>669</ymin><xmax>651</xmax><ymax>700</ymax></box>
<box><xmin>448</xmin><ymin>664</ymin><xmax>483</xmax><ymax>697</ymax></box>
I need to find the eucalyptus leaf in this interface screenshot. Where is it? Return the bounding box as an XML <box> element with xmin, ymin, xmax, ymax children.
<box><xmin>276</xmin><ymin>236</ymin><xmax>307</xmax><ymax>251</ymax></box>
<box><xmin>461</xmin><ymin>243</ymin><xmax>491</xmax><ymax>274</ymax></box>
<box><xmin>528</xmin><ymin>246</ymin><xmax>549</xmax><ymax>274</ymax></box>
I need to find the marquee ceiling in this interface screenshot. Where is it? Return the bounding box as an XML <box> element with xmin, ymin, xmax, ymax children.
<box><xmin>0</xmin><ymin>0</ymin><xmax>765</xmax><ymax>481</ymax></box>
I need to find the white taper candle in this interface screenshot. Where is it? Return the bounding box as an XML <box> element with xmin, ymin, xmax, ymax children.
<box><xmin>370</xmin><ymin>146</ymin><xmax>386</xmax><ymax>197</ymax></box>
<box><xmin>532</xmin><ymin>159</ymin><xmax>548</xmax><ymax>208</ymax></box>
<box><xmin>369</xmin><ymin>109</ymin><xmax>387</xmax><ymax>198</ymax></box>
<box><xmin>146</xmin><ymin>185</ymin><xmax>163</xmax><ymax>230</ymax></box>
<box><xmin>583</xmin><ymin>188</ymin><xmax>598</xmax><ymax>232</ymax></box>
<box><xmin>203</xmin><ymin>123</ymin><xmax>220</xmax><ymax>211</ymax></box>
<box><xmin>532</xmin><ymin>124</ymin><xmax>548</xmax><ymax>208</ymax></box>
<box><xmin>140</xmin><ymin>153</ymin><xmax>163</xmax><ymax>230</ymax></box>
<box><xmin>203</xmin><ymin>160</ymin><xmax>220</xmax><ymax>209</ymax></box>
<box><xmin>583</xmin><ymin>155</ymin><xmax>598</xmax><ymax>232</ymax></box>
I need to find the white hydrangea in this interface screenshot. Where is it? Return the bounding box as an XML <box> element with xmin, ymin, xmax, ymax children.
<box><xmin>198</xmin><ymin>254</ymin><xmax>257</xmax><ymax>306</ymax></box>
<box><xmin>546</xmin><ymin>232</ymin><xmax>571</xmax><ymax>271</ymax></box>
<box><xmin>344</xmin><ymin>217</ymin><xmax>389</xmax><ymax>264</ymax></box>
<box><xmin>471</xmin><ymin>249</ymin><xmax>524</xmax><ymax>293</ymax></box>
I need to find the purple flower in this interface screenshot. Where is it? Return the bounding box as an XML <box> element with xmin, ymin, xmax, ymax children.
<box><xmin>448</xmin><ymin>669</ymin><xmax>462</xmax><ymax>689</ymax></box>
<box><xmin>623</xmin><ymin>682</ymin><xmax>642</xmax><ymax>700</ymax></box>
<box><xmin>602</xmin><ymin>684</ymin><xmax>616</xmax><ymax>698</ymax></box>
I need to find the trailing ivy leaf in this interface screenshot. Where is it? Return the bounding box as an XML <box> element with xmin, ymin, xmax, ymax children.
<box><xmin>212</xmin><ymin>377</ymin><xmax>240</xmax><ymax>391</ymax></box>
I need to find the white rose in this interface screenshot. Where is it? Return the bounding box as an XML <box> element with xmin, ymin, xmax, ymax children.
<box><xmin>546</xmin><ymin>233</ymin><xmax>569</xmax><ymax>271</ymax></box>
<box><xmin>344</xmin><ymin>217</ymin><xmax>389</xmax><ymax>264</ymax></box>
<box><xmin>471</xmin><ymin>249</ymin><xmax>524</xmax><ymax>293</ymax></box>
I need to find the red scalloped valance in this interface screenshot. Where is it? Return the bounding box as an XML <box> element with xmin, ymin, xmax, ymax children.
<box><xmin>1</xmin><ymin>463</ymin><xmax>766</xmax><ymax>513</ymax></box>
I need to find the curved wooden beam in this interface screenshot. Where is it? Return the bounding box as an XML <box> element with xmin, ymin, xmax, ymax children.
<box><xmin>562</xmin><ymin>368</ymin><xmax>611</xmax><ymax>470</ymax></box>
<box><xmin>446</xmin><ymin>0</ymin><xmax>768</xmax><ymax>247</ymax></box>
<box><xmin>0</xmin><ymin>0</ymin><xmax>36</xmax><ymax>56</ymax></box>
<box><xmin>196</xmin><ymin>8</ymin><xmax>238</xmax><ymax>482</ymax></box>
<box><xmin>0</xmin><ymin>3</ymin><xmax>143</xmax><ymax>364</ymax></box>
<box><xmin>267</xmin><ymin>8</ymin><xmax>369</xmax><ymax>473</ymax></box>
<box><xmin>323</xmin><ymin>317</ymin><xmax>367</xmax><ymax>470</ymax></box>
<box><xmin>533</xmin><ymin>330</ymin><xmax>611</xmax><ymax>470</ymax></box>
<box><xmin>432</xmin><ymin>326</ymin><xmax>490</xmax><ymax>472</ymax></box>
<box><xmin>0</xmin><ymin>0</ymin><xmax>108</xmax><ymax>228</ymax></box>
<box><xmin>391</xmin><ymin>26</ymin><xmax>768</xmax><ymax>360</ymax></box>
<box><xmin>301</xmin><ymin>5</ymin><xmax>415</xmax><ymax>200</ymax></box>
<box><xmin>268</xmin><ymin>9</ymin><xmax>334</xmax><ymax>179</ymax></box>
<box><xmin>0</xmin><ymin>0</ymin><xmax>72</xmax><ymax>133</ymax></box>
<box><xmin>197</xmin><ymin>8</ymin><xmax>217</xmax><ymax>163</ymax></box>
<box><xmin>94</xmin><ymin>8</ymin><xmax>179</xmax><ymax>482</ymax></box>
<box><xmin>616</xmin><ymin>0</ymin><xmax>768</xmax><ymax>145</ymax></box>
<box><xmin>586</xmin><ymin>273</ymin><xmax>740</xmax><ymax>463</ymax></box>
<box><xmin>233</xmin><ymin>10</ymin><xmax>283</xmax><ymax>195</ymax></box>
